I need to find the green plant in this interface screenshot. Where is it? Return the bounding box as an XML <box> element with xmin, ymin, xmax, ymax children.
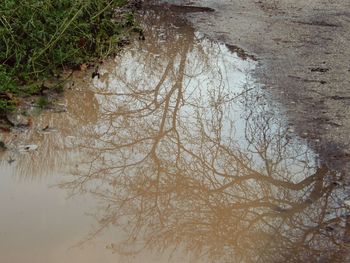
<box><xmin>0</xmin><ymin>0</ymin><xmax>135</xmax><ymax>115</ymax></box>
<box><xmin>37</xmin><ymin>96</ymin><xmax>49</xmax><ymax>109</ymax></box>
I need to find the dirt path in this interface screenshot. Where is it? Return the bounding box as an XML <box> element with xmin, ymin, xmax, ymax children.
<box><xmin>149</xmin><ymin>0</ymin><xmax>350</xmax><ymax>173</ymax></box>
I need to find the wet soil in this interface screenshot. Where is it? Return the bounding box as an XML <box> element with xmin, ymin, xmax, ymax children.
<box><xmin>151</xmin><ymin>0</ymin><xmax>350</xmax><ymax>175</ymax></box>
<box><xmin>0</xmin><ymin>5</ymin><xmax>350</xmax><ymax>263</ymax></box>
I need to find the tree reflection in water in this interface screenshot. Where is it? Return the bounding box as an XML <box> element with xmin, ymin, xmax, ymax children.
<box><xmin>58</xmin><ymin>9</ymin><xmax>350</xmax><ymax>263</ymax></box>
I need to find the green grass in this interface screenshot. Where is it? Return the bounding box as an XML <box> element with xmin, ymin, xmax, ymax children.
<box><xmin>0</xmin><ymin>0</ymin><xmax>136</xmax><ymax>116</ymax></box>
<box><xmin>37</xmin><ymin>96</ymin><xmax>49</xmax><ymax>109</ymax></box>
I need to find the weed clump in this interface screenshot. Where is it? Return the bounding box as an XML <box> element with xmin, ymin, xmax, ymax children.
<box><xmin>0</xmin><ymin>0</ymin><xmax>135</xmax><ymax>116</ymax></box>
<box><xmin>37</xmin><ymin>96</ymin><xmax>49</xmax><ymax>109</ymax></box>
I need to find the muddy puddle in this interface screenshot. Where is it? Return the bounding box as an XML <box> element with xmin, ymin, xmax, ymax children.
<box><xmin>1</xmin><ymin>7</ymin><xmax>350</xmax><ymax>263</ymax></box>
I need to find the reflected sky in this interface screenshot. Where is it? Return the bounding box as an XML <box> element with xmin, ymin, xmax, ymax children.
<box><xmin>0</xmin><ymin>7</ymin><xmax>349</xmax><ymax>263</ymax></box>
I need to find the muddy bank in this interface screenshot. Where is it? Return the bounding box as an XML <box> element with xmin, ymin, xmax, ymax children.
<box><xmin>148</xmin><ymin>0</ymin><xmax>350</xmax><ymax>173</ymax></box>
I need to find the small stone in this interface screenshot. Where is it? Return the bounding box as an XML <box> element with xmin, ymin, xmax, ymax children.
<box><xmin>18</xmin><ymin>144</ymin><xmax>38</xmax><ymax>152</ymax></box>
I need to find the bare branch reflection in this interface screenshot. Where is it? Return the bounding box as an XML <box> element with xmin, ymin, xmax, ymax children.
<box><xmin>56</xmin><ymin>9</ymin><xmax>350</xmax><ymax>263</ymax></box>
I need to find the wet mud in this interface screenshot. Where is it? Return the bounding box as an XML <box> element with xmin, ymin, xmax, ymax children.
<box><xmin>0</xmin><ymin>6</ymin><xmax>350</xmax><ymax>263</ymax></box>
<box><xmin>148</xmin><ymin>3</ymin><xmax>215</xmax><ymax>13</ymax></box>
<box><xmin>153</xmin><ymin>0</ymin><xmax>350</xmax><ymax>175</ymax></box>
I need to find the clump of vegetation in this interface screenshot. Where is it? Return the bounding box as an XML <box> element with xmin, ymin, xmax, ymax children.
<box><xmin>37</xmin><ymin>96</ymin><xmax>49</xmax><ymax>109</ymax></box>
<box><xmin>0</xmin><ymin>0</ymin><xmax>136</xmax><ymax>116</ymax></box>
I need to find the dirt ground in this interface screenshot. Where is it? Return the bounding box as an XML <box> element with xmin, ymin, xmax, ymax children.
<box><xmin>147</xmin><ymin>0</ymin><xmax>350</xmax><ymax>173</ymax></box>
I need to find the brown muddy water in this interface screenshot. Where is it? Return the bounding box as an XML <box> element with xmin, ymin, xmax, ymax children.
<box><xmin>1</xmin><ymin>8</ymin><xmax>350</xmax><ymax>263</ymax></box>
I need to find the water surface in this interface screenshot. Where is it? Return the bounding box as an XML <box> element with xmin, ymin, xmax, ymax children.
<box><xmin>0</xmin><ymin>8</ymin><xmax>349</xmax><ymax>263</ymax></box>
